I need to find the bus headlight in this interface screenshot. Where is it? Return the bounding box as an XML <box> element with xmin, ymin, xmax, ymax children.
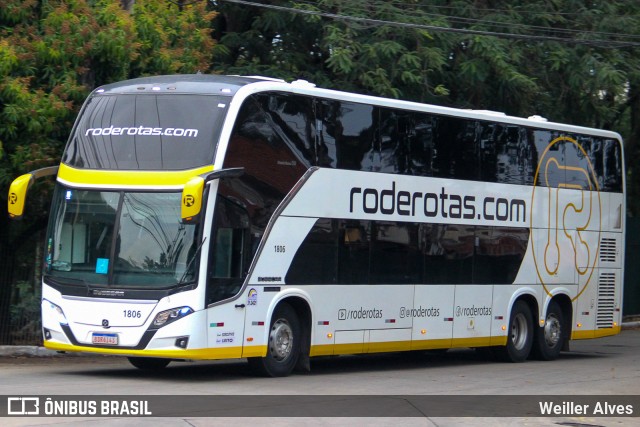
<box><xmin>152</xmin><ymin>307</ymin><xmax>193</xmax><ymax>328</ymax></box>
<box><xmin>43</xmin><ymin>299</ymin><xmax>68</xmax><ymax>326</ymax></box>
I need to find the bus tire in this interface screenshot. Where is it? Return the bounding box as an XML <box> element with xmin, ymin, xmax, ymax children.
<box><xmin>127</xmin><ymin>357</ymin><xmax>170</xmax><ymax>370</ymax></box>
<box><xmin>532</xmin><ymin>300</ymin><xmax>564</xmax><ymax>361</ymax></box>
<box><xmin>497</xmin><ymin>300</ymin><xmax>533</xmax><ymax>363</ymax></box>
<box><xmin>249</xmin><ymin>302</ymin><xmax>301</xmax><ymax>377</ymax></box>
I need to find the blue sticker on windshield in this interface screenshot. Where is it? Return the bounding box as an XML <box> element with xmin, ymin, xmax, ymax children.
<box><xmin>96</xmin><ymin>258</ymin><xmax>109</xmax><ymax>274</ymax></box>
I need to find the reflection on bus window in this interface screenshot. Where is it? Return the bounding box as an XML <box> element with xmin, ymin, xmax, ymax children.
<box><xmin>207</xmin><ymin>197</ymin><xmax>250</xmax><ymax>305</ymax></box>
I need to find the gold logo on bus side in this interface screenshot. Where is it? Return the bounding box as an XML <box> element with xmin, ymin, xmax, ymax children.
<box><xmin>530</xmin><ymin>136</ymin><xmax>602</xmax><ymax>300</ymax></box>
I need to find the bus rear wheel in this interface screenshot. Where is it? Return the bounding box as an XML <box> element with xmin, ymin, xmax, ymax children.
<box><xmin>497</xmin><ymin>300</ymin><xmax>533</xmax><ymax>363</ymax></box>
<box><xmin>249</xmin><ymin>302</ymin><xmax>301</xmax><ymax>377</ymax></box>
<box><xmin>128</xmin><ymin>357</ymin><xmax>170</xmax><ymax>371</ymax></box>
<box><xmin>532</xmin><ymin>300</ymin><xmax>564</xmax><ymax>361</ymax></box>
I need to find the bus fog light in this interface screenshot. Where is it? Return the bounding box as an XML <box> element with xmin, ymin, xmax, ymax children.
<box><xmin>44</xmin><ymin>328</ymin><xmax>52</xmax><ymax>340</ymax></box>
<box><xmin>175</xmin><ymin>337</ymin><xmax>189</xmax><ymax>348</ymax></box>
<box><xmin>153</xmin><ymin>307</ymin><xmax>194</xmax><ymax>328</ymax></box>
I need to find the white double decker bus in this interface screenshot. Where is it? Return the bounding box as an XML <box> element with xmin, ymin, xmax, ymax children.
<box><xmin>8</xmin><ymin>75</ymin><xmax>625</xmax><ymax>376</ymax></box>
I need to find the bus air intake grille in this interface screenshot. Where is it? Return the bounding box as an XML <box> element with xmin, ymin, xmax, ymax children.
<box><xmin>596</xmin><ymin>272</ymin><xmax>616</xmax><ymax>329</ymax></box>
<box><xmin>599</xmin><ymin>238</ymin><xmax>617</xmax><ymax>264</ymax></box>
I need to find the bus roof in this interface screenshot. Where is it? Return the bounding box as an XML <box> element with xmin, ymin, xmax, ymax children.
<box><xmin>93</xmin><ymin>74</ymin><xmax>622</xmax><ymax>141</ymax></box>
<box><xmin>93</xmin><ymin>74</ymin><xmax>278</xmax><ymax>96</ymax></box>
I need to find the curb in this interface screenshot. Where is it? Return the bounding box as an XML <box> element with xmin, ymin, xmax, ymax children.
<box><xmin>1</xmin><ymin>323</ymin><xmax>639</xmax><ymax>358</ymax></box>
<box><xmin>622</xmin><ymin>321</ymin><xmax>640</xmax><ymax>330</ymax></box>
<box><xmin>0</xmin><ymin>345</ymin><xmax>61</xmax><ymax>358</ymax></box>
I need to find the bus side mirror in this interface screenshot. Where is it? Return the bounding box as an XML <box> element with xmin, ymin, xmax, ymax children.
<box><xmin>8</xmin><ymin>166</ymin><xmax>59</xmax><ymax>220</ymax></box>
<box><xmin>8</xmin><ymin>174</ymin><xmax>34</xmax><ymax>219</ymax></box>
<box><xmin>181</xmin><ymin>167</ymin><xmax>244</xmax><ymax>223</ymax></box>
<box><xmin>181</xmin><ymin>176</ymin><xmax>205</xmax><ymax>223</ymax></box>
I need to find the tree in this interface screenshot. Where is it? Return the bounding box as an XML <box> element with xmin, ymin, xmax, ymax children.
<box><xmin>214</xmin><ymin>0</ymin><xmax>450</xmax><ymax>100</ymax></box>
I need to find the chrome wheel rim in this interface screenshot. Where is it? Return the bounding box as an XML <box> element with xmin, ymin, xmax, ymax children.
<box><xmin>511</xmin><ymin>312</ymin><xmax>528</xmax><ymax>350</ymax></box>
<box><xmin>269</xmin><ymin>318</ymin><xmax>293</xmax><ymax>361</ymax></box>
<box><xmin>544</xmin><ymin>314</ymin><xmax>561</xmax><ymax>347</ymax></box>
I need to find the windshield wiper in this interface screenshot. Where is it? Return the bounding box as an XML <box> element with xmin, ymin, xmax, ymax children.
<box><xmin>176</xmin><ymin>237</ymin><xmax>207</xmax><ymax>287</ymax></box>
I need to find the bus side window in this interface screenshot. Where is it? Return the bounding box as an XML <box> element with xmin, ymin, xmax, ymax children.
<box><xmin>338</xmin><ymin>220</ymin><xmax>371</xmax><ymax>284</ymax></box>
<box><xmin>207</xmin><ymin>197</ymin><xmax>250</xmax><ymax>305</ymax></box>
<box><xmin>603</xmin><ymin>139</ymin><xmax>623</xmax><ymax>192</ymax></box>
<box><xmin>211</xmin><ymin>228</ymin><xmax>242</xmax><ymax>278</ymax></box>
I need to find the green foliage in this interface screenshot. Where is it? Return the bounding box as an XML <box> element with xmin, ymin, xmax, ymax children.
<box><xmin>131</xmin><ymin>0</ymin><xmax>216</xmax><ymax>75</ymax></box>
<box><xmin>214</xmin><ymin>0</ymin><xmax>451</xmax><ymax>100</ymax></box>
<box><xmin>307</xmin><ymin>0</ymin><xmax>450</xmax><ymax>100</ymax></box>
<box><xmin>9</xmin><ymin>281</ymin><xmax>42</xmax><ymax>345</ymax></box>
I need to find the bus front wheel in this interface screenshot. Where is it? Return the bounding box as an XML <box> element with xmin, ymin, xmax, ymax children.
<box><xmin>127</xmin><ymin>357</ymin><xmax>170</xmax><ymax>370</ymax></box>
<box><xmin>532</xmin><ymin>300</ymin><xmax>564</xmax><ymax>361</ymax></box>
<box><xmin>249</xmin><ymin>302</ymin><xmax>301</xmax><ymax>377</ymax></box>
<box><xmin>497</xmin><ymin>300</ymin><xmax>533</xmax><ymax>363</ymax></box>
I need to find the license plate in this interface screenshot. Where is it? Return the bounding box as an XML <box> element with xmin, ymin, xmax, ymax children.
<box><xmin>92</xmin><ymin>333</ymin><xmax>118</xmax><ymax>345</ymax></box>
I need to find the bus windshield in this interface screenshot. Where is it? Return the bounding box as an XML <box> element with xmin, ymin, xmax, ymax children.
<box><xmin>62</xmin><ymin>93</ymin><xmax>228</xmax><ymax>170</ymax></box>
<box><xmin>44</xmin><ymin>184</ymin><xmax>200</xmax><ymax>289</ymax></box>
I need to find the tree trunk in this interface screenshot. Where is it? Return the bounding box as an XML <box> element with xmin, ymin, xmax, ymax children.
<box><xmin>120</xmin><ymin>0</ymin><xmax>135</xmax><ymax>12</ymax></box>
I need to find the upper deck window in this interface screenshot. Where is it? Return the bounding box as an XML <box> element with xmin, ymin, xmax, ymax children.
<box><xmin>63</xmin><ymin>94</ymin><xmax>228</xmax><ymax>170</ymax></box>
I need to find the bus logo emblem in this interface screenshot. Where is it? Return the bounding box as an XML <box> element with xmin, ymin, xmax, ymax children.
<box><xmin>183</xmin><ymin>195</ymin><xmax>195</xmax><ymax>207</ymax></box>
<box><xmin>247</xmin><ymin>288</ymin><xmax>258</xmax><ymax>306</ymax></box>
<box><xmin>530</xmin><ymin>136</ymin><xmax>601</xmax><ymax>300</ymax></box>
<box><xmin>102</xmin><ymin>319</ymin><xmax>110</xmax><ymax>328</ymax></box>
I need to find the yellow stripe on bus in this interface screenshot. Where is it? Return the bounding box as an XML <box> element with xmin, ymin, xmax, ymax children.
<box><xmin>311</xmin><ymin>336</ymin><xmax>506</xmax><ymax>357</ymax></box>
<box><xmin>45</xmin><ymin>327</ymin><xmax>620</xmax><ymax>361</ymax></box>
<box><xmin>44</xmin><ymin>341</ymin><xmax>242</xmax><ymax>360</ymax></box>
<box><xmin>571</xmin><ymin>326</ymin><xmax>621</xmax><ymax>340</ymax></box>
<box><xmin>242</xmin><ymin>346</ymin><xmax>267</xmax><ymax>358</ymax></box>
<box><xmin>57</xmin><ymin>163</ymin><xmax>214</xmax><ymax>188</ymax></box>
